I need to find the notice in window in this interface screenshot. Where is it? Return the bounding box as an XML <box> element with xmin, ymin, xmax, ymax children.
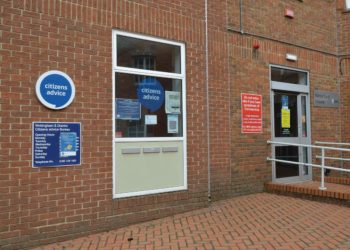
<box><xmin>281</xmin><ymin>95</ymin><xmax>288</xmax><ymax>109</ymax></box>
<box><xmin>116</xmin><ymin>98</ymin><xmax>141</xmax><ymax>120</ymax></box>
<box><xmin>167</xmin><ymin>115</ymin><xmax>178</xmax><ymax>133</ymax></box>
<box><xmin>137</xmin><ymin>77</ymin><xmax>164</xmax><ymax>112</ymax></box>
<box><xmin>145</xmin><ymin>115</ymin><xmax>157</xmax><ymax>125</ymax></box>
<box><xmin>165</xmin><ymin>91</ymin><xmax>181</xmax><ymax>114</ymax></box>
<box><xmin>281</xmin><ymin>109</ymin><xmax>291</xmax><ymax>128</ymax></box>
<box><xmin>241</xmin><ymin>93</ymin><xmax>262</xmax><ymax>133</ymax></box>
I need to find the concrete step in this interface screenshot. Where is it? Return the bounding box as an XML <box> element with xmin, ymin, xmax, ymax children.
<box><xmin>265</xmin><ymin>179</ymin><xmax>350</xmax><ymax>206</ymax></box>
<box><xmin>314</xmin><ymin>176</ymin><xmax>350</xmax><ymax>185</ymax></box>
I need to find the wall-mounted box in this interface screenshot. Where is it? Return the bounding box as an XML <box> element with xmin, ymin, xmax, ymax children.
<box><xmin>286</xmin><ymin>53</ymin><xmax>298</xmax><ymax>61</ymax></box>
<box><xmin>285</xmin><ymin>9</ymin><xmax>294</xmax><ymax>18</ymax></box>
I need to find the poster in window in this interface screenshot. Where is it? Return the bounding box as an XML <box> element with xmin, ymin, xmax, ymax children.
<box><xmin>145</xmin><ymin>115</ymin><xmax>157</xmax><ymax>125</ymax></box>
<box><xmin>165</xmin><ymin>91</ymin><xmax>181</xmax><ymax>114</ymax></box>
<box><xmin>281</xmin><ymin>95</ymin><xmax>290</xmax><ymax>134</ymax></box>
<box><xmin>136</xmin><ymin>77</ymin><xmax>164</xmax><ymax>112</ymax></box>
<box><xmin>281</xmin><ymin>109</ymin><xmax>291</xmax><ymax>128</ymax></box>
<box><xmin>116</xmin><ymin>98</ymin><xmax>141</xmax><ymax>120</ymax></box>
<box><xmin>167</xmin><ymin>115</ymin><xmax>178</xmax><ymax>133</ymax></box>
<box><xmin>281</xmin><ymin>95</ymin><xmax>288</xmax><ymax>109</ymax></box>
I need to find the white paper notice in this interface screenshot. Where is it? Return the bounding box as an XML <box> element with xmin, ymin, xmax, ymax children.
<box><xmin>167</xmin><ymin>115</ymin><xmax>178</xmax><ymax>133</ymax></box>
<box><xmin>165</xmin><ymin>91</ymin><xmax>181</xmax><ymax>114</ymax></box>
<box><xmin>145</xmin><ymin>115</ymin><xmax>157</xmax><ymax>125</ymax></box>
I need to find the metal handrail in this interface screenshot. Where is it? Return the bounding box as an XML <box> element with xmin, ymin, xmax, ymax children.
<box><xmin>267</xmin><ymin>140</ymin><xmax>350</xmax><ymax>152</ymax></box>
<box><xmin>315</xmin><ymin>156</ymin><xmax>350</xmax><ymax>162</ymax></box>
<box><xmin>315</xmin><ymin>141</ymin><xmax>350</xmax><ymax>146</ymax></box>
<box><xmin>266</xmin><ymin>158</ymin><xmax>350</xmax><ymax>173</ymax></box>
<box><xmin>315</xmin><ymin>141</ymin><xmax>350</xmax><ymax>168</ymax></box>
<box><xmin>267</xmin><ymin>140</ymin><xmax>350</xmax><ymax>190</ymax></box>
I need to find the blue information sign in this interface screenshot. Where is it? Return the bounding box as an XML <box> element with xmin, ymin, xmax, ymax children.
<box><xmin>35</xmin><ymin>70</ymin><xmax>75</xmax><ymax>110</ymax></box>
<box><xmin>137</xmin><ymin>77</ymin><xmax>164</xmax><ymax>112</ymax></box>
<box><xmin>32</xmin><ymin>122</ymin><xmax>81</xmax><ymax>167</ymax></box>
<box><xmin>116</xmin><ymin>98</ymin><xmax>141</xmax><ymax>120</ymax></box>
<box><xmin>281</xmin><ymin>95</ymin><xmax>289</xmax><ymax>108</ymax></box>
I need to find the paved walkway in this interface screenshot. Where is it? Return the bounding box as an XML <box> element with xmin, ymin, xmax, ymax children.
<box><xmin>33</xmin><ymin>193</ymin><xmax>350</xmax><ymax>250</ymax></box>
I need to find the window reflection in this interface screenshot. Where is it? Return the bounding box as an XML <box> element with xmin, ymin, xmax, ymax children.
<box><xmin>115</xmin><ymin>73</ymin><xmax>183</xmax><ymax>138</ymax></box>
<box><xmin>115</xmin><ymin>34</ymin><xmax>184</xmax><ymax>138</ymax></box>
<box><xmin>271</xmin><ymin>67</ymin><xmax>307</xmax><ymax>85</ymax></box>
<box><xmin>274</xmin><ymin>92</ymin><xmax>298</xmax><ymax>137</ymax></box>
<box><xmin>117</xmin><ymin>35</ymin><xmax>181</xmax><ymax>74</ymax></box>
<box><xmin>275</xmin><ymin>146</ymin><xmax>299</xmax><ymax>178</ymax></box>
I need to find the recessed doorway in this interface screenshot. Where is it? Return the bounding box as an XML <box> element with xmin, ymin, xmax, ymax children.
<box><xmin>270</xmin><ymin>66</ymin><xmax>312</xmax><ymax>183</ymax></box>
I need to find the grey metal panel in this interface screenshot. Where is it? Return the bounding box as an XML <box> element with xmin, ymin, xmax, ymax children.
<box><xmin>143</xmin><ymin>147</ymin><xmax>161</xmax><ymax>153</ymax></box>
<box><xmin>121</xmin><ymin>148</ymin><xmax>141</xmax><ymax>154</ymax></box>
<box><xmin>162</xmin><ymin>147</ymin><xmax>178</xmax><ymax>153</ymax></box>
<box><xmin>271</xmin><ymin>81</ymin><xmax>309</xmax><ymax>93</ymax></box>
<box><xmin>314</xmin><ymin>90</ymin><xmax>339</xmax><ymax>108</ymax></box>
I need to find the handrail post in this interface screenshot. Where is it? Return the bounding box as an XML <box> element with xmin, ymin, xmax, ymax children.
<box><xmin>319</xmin><ymin>148</ymin><xmax>327</xmax><ymax>190</ymax></box>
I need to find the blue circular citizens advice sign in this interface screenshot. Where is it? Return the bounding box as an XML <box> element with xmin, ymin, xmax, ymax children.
<box><xmin>35</xmin><ymin>70</ymin><xmax>75</xmax><ymax>110</ymax></box>
<box><xmin>137</xmin><ymin>77</ymin><xmax>164</xmax><ymax>112</ymax></box>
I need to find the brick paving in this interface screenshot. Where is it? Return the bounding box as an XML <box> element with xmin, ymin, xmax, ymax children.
<box><xmin>32</xmin><ymin>193</ymin><xmax>350</xmax><ymax>250</ymax></box>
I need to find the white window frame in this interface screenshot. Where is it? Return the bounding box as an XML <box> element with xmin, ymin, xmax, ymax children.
<box><xmin>112</xmin><ymin>30</ymin><xmax>187</xmax><ymax>198</ymax></box>
<box><xmin>269</xmin><ymin>65</ymin><xmax>312</xmax><ymax>183</ymax></box>
<box><xmin>270</xmin><ymin>65</ymin><xmax>310</xmax><ymax>94</ymax></box>
<box><xmin>346</xmin><ymin>0</ymin><xmax>350</xmax><ymax>10</ymax></box>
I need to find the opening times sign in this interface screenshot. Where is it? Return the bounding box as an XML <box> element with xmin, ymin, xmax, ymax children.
<box><xmin>33</xmin><ymin>122</ymin><xmax>81</xmax><ymax>167</ymax></box>
<box><xmin>241</xmin><ymin>93</ymin><xmax>262</xmax><ymax>133</ymax></box>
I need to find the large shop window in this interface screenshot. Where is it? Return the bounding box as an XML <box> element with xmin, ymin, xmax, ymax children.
<box><xmin>112</xmin><ymin>31</ymin><xmax>187</xmax><ymax>198</ymax></box>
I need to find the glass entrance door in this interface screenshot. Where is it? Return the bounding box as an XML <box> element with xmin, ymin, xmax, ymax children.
<box><xmin>272</xmin><ymin>91</ymin><xmax>311</xmax><ymax>182</ymax></box>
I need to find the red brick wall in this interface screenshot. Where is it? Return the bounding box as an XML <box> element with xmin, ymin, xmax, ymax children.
<box><xmin>207</xmin><ymin>0</ymin><xmax>232</xmax><ymax>200</ymax></box>
<box><xmin>228</xmin><ymin>0</ymin><xmax>337</xmax><ymax>54</ymax></box>
<box><xmin>337</xmin><ymin>0</ymin><xmax>350</xmax><ymax>173</ymax></box>
<box><xmin>227</xmin><ymin>0</ymin><xmax>341</xmax><ymax>192</ymax></box>
<box><xmin>337</xmin><ymin>0</ymin><xmax>350</xmax><ymax>55</ymax></box>
<box><xmin>229</xmin><ymin>50</ymin><xmax>271</xmax><ymax>195</ymax></box>
<box><xmin>228</xmin><ymin>34</ymin><xmax>341</xmax><ymax>192</ymax></box>
<box><xmin>0</xmin><ymin>1</ymin><xmax>210</xmax><ymax>249</ymax></box>
<box><xmin>340</xmin><ymin>58</ymin><xmax>350</xmax><ymax>175</ymax></box>
<box><xmin>1</xmin><ymin>0</ymin><xmax>349</xmax><ymax>249</ymax></box>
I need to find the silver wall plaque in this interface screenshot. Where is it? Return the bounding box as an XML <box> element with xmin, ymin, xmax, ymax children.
<box><xmin>314</xmin><ymin>90</ymin><xmax>339</xmax><ymax>108</ymax></box>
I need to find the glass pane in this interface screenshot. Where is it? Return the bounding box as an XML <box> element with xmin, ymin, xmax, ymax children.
<box><xmin>117</xmin><ymin>35</ymin><xmax>181</xmax><ymax>74</ymax></box>
<box><xmin>301</xmin><ymin>96</ymin><xmax>307</xmax><ymax>137</ymax></box>
<box><xmin>115</xmin><ymin>72</ymin><xmax>183</xmax><ymax>138</ymax></box>
<box><xmin>274</xmin><ymin>92</ymin><xmax>298</xmax><ymax>137</ymax></box>
<box><xmin>271</xmin><ymin>67</ymin><xmax>307</xmax><ymax>85</ymax></box>
<box><xmin>275</xmin><ymin>146</ymin><xmax>299</xmax><ymax>178</ymax></box>
<box><xmin>302</xmin><ymin>147</ymin><xmax>309</xmax><ymax>175</ymax></box>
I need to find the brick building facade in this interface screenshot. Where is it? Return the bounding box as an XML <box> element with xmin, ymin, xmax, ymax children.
<box><xmin>0</xmin><ymin>0</ymin><xmax>349</xmax><ymax>249</ymax></box>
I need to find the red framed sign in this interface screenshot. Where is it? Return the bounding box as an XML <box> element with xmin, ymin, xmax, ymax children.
<box><xmin>241</xmin><ymin>93</ymin><xmax>262</xmax><ymax>133</ymax></box>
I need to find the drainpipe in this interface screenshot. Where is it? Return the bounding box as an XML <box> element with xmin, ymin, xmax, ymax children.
<box><xmin>240</xmin><ymin>0</ymin><xmax>244</xmax><ymax>34</ymax></box>
<box><xmin>204</xmin><ymin>0</ymin><xmax>211</xmax><ymax>202</ymax></box>
<box><xmin>334</xmin><ymin>1</ymin><xmax>343</xmax><ymax>170</ymax></box>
